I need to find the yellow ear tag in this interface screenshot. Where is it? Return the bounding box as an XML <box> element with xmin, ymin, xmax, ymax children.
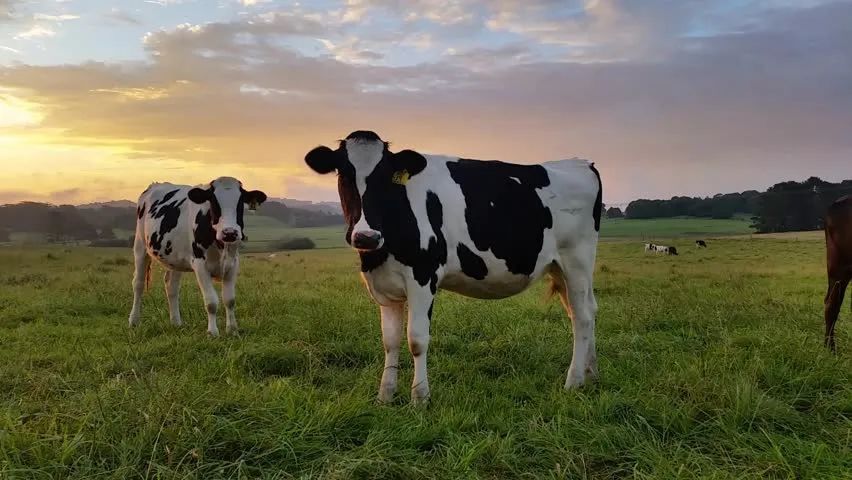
<box><xmin>391</xmin><ymin>170</ymin><xmax>410</xmax><ymax>185</ymax></box>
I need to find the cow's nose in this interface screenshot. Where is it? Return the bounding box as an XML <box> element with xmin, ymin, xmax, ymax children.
<box><xmin>352</xmin><ymin>230</ymin><xmax>382</xmax><ymax>250</ymax></box>
<box><xmin>222</xmin><ymin>228</ymin><xmax>239</xmax><ymax>243</ymax></box>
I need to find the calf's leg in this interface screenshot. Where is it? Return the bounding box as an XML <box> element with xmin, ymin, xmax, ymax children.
<box><xmin>192</xmin><ymin>261</ymin><xmax>220</xmax><ymax>337</ymax></box>
<box><xmin>164</xmin><ymin>270</ymin><xmax>183</xmax><ymax>326</ymax></box>
<box><xmin>222</xmin><ymin>262</ymin><xmax>240</xmax><ymax>335</ymax></box>
<box><xmin>128</xmin><ymin>236</ymin><xmax>150</xmax><ymax>327</ymax></box>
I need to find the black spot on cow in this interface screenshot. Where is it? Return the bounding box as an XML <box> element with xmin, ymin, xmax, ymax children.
<box><xmin>419</xmin><ymin>191</ymin><xmax>447</xmax><ymax>294</ymax></box>
<box><xmin>427</xmin><ymin>301</ymin><xmax>433</xmax><ymax>320</ymax></box>
<box><xmin>136</xmin><ymin>203</ymin><xmax>145</xmax><ymax>219</ymax></box>
<box><xmin>457</xmin><ymin>243</ymin><xmax>488</xmax><ymax>280</ymax></box>
<box><xmin>164</xmin><ymin>240</ymin><xmax>173</xmax><ymax>256</ymax></box>
<box><xmin>589</xmin><ymin>163</ymin><xmax>603</xmax><ymax>232</ymax></box>
<box><xmin>447</xmin><ymin>159</ymin><xmax>552</xmax><ymax>276</ymax></box>
<box><xmin>147</xmin><ymin>190</ymin><xmax>185</xmax><ymax>253</ymax></box>
<box><xmin>192</xmin><ymin>210</ymin><xmax>217</xmax><ymax>259</ymax></box>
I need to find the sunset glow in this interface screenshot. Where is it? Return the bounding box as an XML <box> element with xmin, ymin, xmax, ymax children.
<box><xmin>1</xmin><ymin>0</ymin><xmax>850</xmax><ymax>205</ymax></box>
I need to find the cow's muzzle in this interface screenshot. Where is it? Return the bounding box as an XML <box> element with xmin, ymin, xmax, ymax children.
<box><xmin>352</xmin><ymin>230</ymin><xmax>383</xmax><ymax>251</ymax></box>
<box><xmin>221</xmin><ymin>228</ymin><xmax>240</xmax><ymax>244</ymax></box>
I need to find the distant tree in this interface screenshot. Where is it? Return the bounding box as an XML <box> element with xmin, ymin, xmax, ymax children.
<box><xmin>606</xmin><ymin>207</ymin><xmax>624</xmax><ymax>218</ymax></box>
<box><xmin>751</xmin><ymin>177</ymin><xmax>852</xmax><ymax>233</ymax></box>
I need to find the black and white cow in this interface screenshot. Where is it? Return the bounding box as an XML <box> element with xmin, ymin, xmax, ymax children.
<box><xmin>305</xmin><ymin>131</ymin><xmax>602</xmax><ymax>404</ymax></box>
<box><xmin>653</xmin><ymin>245</ymin><xmax>678</xmax><ymax>255</ymax></box>
<box><xmin>695</xmin><ymin>240</ymin><xmax>707</xmax><ymax>248</ymax></box>
<box><xmin>128</xmin><ymin>177</ymin><xmax>267</xmax><ymax>336</ymax></box>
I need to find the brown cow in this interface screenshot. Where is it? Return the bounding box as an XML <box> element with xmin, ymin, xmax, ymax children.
<box><xmin>824</xmin><ymin>195</ymin><xmax>852</xmax><ymax>352</ymax></box>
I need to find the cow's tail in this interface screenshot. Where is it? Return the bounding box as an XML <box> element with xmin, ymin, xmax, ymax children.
<box><xmin>589</xmin><ymin>162</ymin><xmax>603</xmax><ymax>232</ymax></box>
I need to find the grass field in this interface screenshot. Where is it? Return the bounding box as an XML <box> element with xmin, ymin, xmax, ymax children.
<box><xmin>1</xmin><ymin>235</ymin><xmax>850</xmax><ymax>478</ymax></box>
<box><xmin>600</xmin><ymin>216</ymin><xmax>754</xmax><ymax>239</ymax></box>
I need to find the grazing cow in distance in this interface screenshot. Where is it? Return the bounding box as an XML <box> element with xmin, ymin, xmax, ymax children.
<box><xmin>824</xmin><ymin>195</ymin><xmax>852</xmax><ymax>352</ymax></box>
<box><xmin>305</xmin><ymin>130</ymin><xmax>603</xmax><ymax>404</ymax></box>
<box><xmin>128</xmin><ymin>177</ymin><xmax>267</xmax><ymax>336</ymax></box>
<box><xmin>653</xmin><ymin>245</ymin><xmax>678</xmax><ymax>255</ymax></box>
<box><xmin>696</xmin><ymin>240</ymin><xmax>708</xmax><ymax>248</ymax></box>
<box><xmin>644</xmin><ymin>243</ymin><xmax>656</xmax><ymax>253</ymax></box>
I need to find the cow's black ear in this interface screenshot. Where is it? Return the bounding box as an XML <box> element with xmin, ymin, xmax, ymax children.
<box><xmin>305</xmin><ymin>146</ymin><xmax>339</xmax><ymax>174</ymax></box>
<box><xmin>242</xmin><ymin>189</ymin><xmax>267</xmax><ymax>209</ymax></box>
<box><xmin>188</xmin><ymin>187</ymin><xmax>211</xmax><ymax>204</ymax></box>
<box><xmin>392</xmin><ymin>149</ymin><xmax>427</xmax><ymax>177</ymax></box>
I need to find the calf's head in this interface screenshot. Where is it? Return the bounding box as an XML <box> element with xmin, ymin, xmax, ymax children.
<box><xmin>188</xmin><ymin>177</ymin><xmax>267</xmax><ymax>244</ymax></box>
<box><xmin>304</xmin><ymin>130</ymin><xmax>426</xmax><ymax>252</ymax></box>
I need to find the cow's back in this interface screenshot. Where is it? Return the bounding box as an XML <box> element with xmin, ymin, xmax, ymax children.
<box><xmin>137</xmin><ymin>183</ymin><xmax>195</xmax><ymax>271</ymax></box>
<box><xmin>405</xmin><ymin>156</ymin><xmax>600</xmax><ymax>299</ymax></box>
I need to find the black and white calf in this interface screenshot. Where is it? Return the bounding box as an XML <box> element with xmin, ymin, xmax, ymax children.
<box><xmin>306</xmin><ymin>131</ymin><xmax>602</xmax><ymax>404</ymax></box>
<box><xmin>695</xmin><ymin>240</ymin><xmax>708</xmax><ymax>248</ymax></box>
<box><xmin>128</xmin><ymin>177</ymin><xmax>267</xmax><ymax>336</ymax></box>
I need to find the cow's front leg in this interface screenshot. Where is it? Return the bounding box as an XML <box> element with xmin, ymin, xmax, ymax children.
<box><xmin>407</xmin><ymin>286</ymin><xmax>435</xmax><ymax>405</ymax></box>
<box><xmin>192</xmin><ymin>261</ymin><xmax>220</xmax><ymax>337</ymax></box>
<box><xmin>222</xmin><ymin>263</ymin><xmax>239</xmax><ymax>336</ymax></box>
<box><xmin>378</xmin><ymin>303</ymin><xmax>404</xmax><ymax>403</ymax></box>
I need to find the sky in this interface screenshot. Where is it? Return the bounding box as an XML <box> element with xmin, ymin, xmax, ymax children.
<box><xmin>0</xmin><ymin>0</ymin><xmax>850</xmax><ymax>206</ymax></box>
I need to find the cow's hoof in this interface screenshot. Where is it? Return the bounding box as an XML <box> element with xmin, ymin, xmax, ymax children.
<box><xmin>377</xmin><ymin>386</ymin><xmax>396</xmax><ymax>404</ymax></box>
<box><xmin>564</xmin><ymin>371</ymin><xmax>586</xmax><ymax>390</ymax></box>
<box><xmin>207</xmin><ymin>329</ymin><xmax>220</xmax><ymax>338</ymax></box>
<box><xmin>226</xmin><ymin>327</ymin><xmax>240</xmax><ymax>337</ymax></box>
<box><xmin>128</xmin><ymin>316</ymin><xmax>140</xmax><ymax>327</ymax></box>
<box><xmin>170</xmin><ymin>318</ymin><xmax>183</xmax><ymax>327</ymax></box>
<box><xmin>411</xmin><ymin>386</ymin><xmax>430</xmax><ymax>406</ymax></box>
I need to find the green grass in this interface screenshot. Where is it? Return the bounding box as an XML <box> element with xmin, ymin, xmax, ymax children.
<box><xmin>1</xmin><ymin>238</ymin><xmax>850</xmax><ymax>478</ymax></box>
<box><xmin>601</xmin><ymin>216</ymin><xmax>754</xmax><ymax>239</ymax></box>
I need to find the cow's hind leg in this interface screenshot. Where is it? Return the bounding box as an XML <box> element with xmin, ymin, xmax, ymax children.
<box><xmin>164</xmin><ymin>270</ymin><xmax>183</xmax><ymax>326</ymax></box>
<box><xmin>552</xmin><ymin>241</ymin><xmax>599</xmax><ymax>389</ymax></box>
<box><xmin>378</xmin><ymin>302</ymin><xmax>404</xmax><ymax>403</ymax></box>
<box><xmin>128</xmin><ymin>235</ymin><xmax>150</xmax><ymax>327</ymax></box>
<box><xmin>824</xmin><ymin>276</ymin><xmax>849</xmax><ymax>352</ymax></box>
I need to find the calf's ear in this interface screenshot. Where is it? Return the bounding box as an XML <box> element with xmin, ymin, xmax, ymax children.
<box><xmin>391</xmin><ymin>149</ymin><xmax>427</xmax><ymax>177</ymax></box>
<box><xmin>188</xmin><ymin>187</ymin><xmax>212</xmax><ymax>204</ymax></box>
<box><xmin>305</xmin><ymin>146</ymin><xmax>340</xmax><ymax>174</ymax></box>
<box><xmin>242</xmin><ymin>189</ymin><xmax>268</xmax><ymax>211</ymax></box>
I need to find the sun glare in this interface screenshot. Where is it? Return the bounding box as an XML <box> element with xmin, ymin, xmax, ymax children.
<box><xmin>0</xmin><ymin>90</ymin><xmax>44</xmax><ymax>128</ymax></box>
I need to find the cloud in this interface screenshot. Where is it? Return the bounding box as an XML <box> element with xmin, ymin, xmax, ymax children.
<box><xmin>0</xmin><ymin>1</ymin><xmax>850</xmax><ymax>203</ymax></box>
<box><xmin>33</xmin><ymin>13</ymin><xmax>80</xmax><ymax>22</ymax></box>
<box><xmin>103</xmin><ymin>8</ymin><xmax>142</xmax><ymax>25</ymax></box>
<box><xmin>14</xmin><ymin>25</ymin><xmax>56</xmax><ymax>39</ymax></box>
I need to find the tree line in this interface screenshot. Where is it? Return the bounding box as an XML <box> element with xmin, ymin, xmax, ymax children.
<box><xmin>618</xmin><ymin>177</ymin><xmax>852</xmax><ymax>233</ymax></box>
<box><xmin>0</xmin><ymin>201</ymin><xmax>344</xmax><ymax>244</ymax></box>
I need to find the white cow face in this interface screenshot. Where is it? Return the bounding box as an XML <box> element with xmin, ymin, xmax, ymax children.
<box><xmin>304</xmin><ymin>130</ymin><xmax>427</xmax><ymax>252</ymax></box>
<box><xmin>188</xmin><ymin>177</ymin><xmax>267</xmax><ymax>244</ymax></box>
